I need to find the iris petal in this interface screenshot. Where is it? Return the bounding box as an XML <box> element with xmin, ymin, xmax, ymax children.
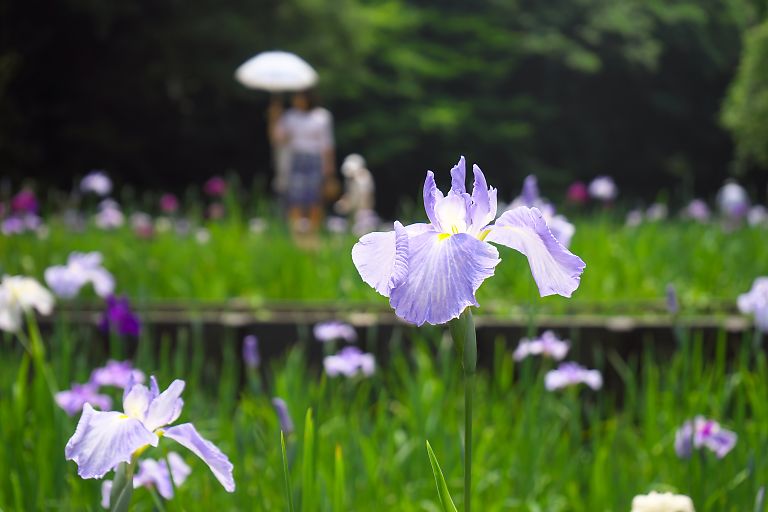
<box><xmin>469</xmin><ymin>164</ymin><xmax>496</xmax><ymax>232</ymax></box>
<box><xmin>65</xmin><ymin>404</ymin><xmax>158</xmax><ymax>479</ymax></box>
<box><xmin>162</xmin><ymin>423</ymin><xmax>235</xmax><ymax>492</ymax></box>
<box><xmin>143</xmin><ymin>379</ymin><xmax>185</xmax><ymax>432</ymax></box>
<box><xmin>486</xmin><ymin>207</ymin><xmax>585</xmax><ymax>297</ymax></box>
<box><xmin>449</xmin><ymin>156</ymin><xmax>466</xmax><ymax>195</ymax></box>
<box><xmin>389</xmin><ymin>232</ymin><xmax>500</xmax><ymax>325</ymax></box>
<box><xmin>351</xmin><ymin>221</ymin><xmax>410</xmax><ymax>297</ymax></box>
<box><xmin>422</xmin><ymin>171</ymin><xmax>442</xmax><ymax>226</ymax></box>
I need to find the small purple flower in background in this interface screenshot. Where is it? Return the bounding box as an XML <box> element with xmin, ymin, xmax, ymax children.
<box><xmin>66</xmin><ymin>376</ymin><xmax>235</xmax><ymax>492</ymax></box>
<box><xmin>748</xmin><ymin>205</ymin><xmax>768</xmax><ymax>227</ymax></box>
<box><xmin>0</xmin><ymin>275</ymin><xmax>55</xmax><ymax>333</ymax></box>
<box><xmin>131</xmin><ymin>212</ymin><xmax>155</xmax><ymax>239</ymax></box>
<box><xmin>11</xmin><ymin>188</ymin><xmax>38</xmax><ymax>214</ymax></box>
<box><xmin>100</xmin><ymin>295</ymin><xmax>141</xmax><ymax>337</ymax></box>
<box><xmin>207</xmin><ymin>202</ymin><xmax>225</xmax><ymax>220</ymax></box>
<box><xmin>204</xmin><ymin>176</ymin><xmax>227</xmax><ymax>197</ymax></box>
<box><xmin>314</xmin><ymin>321</ymin><xmax>358</xmax><ymax>343</ymax></box>
<box><xmin>520</xmin><ymin>175</ymin><xmax>539</xmax><ymax>207</ymax></box>
<box><xmin>566</xmin><ymin>181</ymin><xmax>589</xmax><ymax>205</ymax></box>
<box><xmin>159</xmin><ymin>193</ymin><xmax>180</xmax><ymax>214</ymax></box>
<box><xmin>272</xmin><ymin>398</ymin><xmax>294</xmax><ymax>434</ymax></box>
<box><xmin>55</xmin><ymin>383</ymin><xmax>113</xmax><ymax>416</ymax></box>
<box><xmin>626</xmin><ymin>209</ymin><xmax>644</xmax><ymax>227</ymax></box>
<box><xmin>737</xmin><ymin>277</ymin><xmax>768</xmax><ymax>332</ymax></box>
<box><xmin>666</xmin><ymin>284</ymin><xmax>679</xmax><ymax>315</ymax></box>
<box><xmin>352</xmin><ymin>157</ymin><xmax>585</xmax><ymax>326</ymax></box>
<box><xmin>80</xmin><ymin>171</ymin><xmax>112</xmax><ymax>196</ymax></box>
<box><xmin>646</xmin><ymin>203</ymin><xmax>668</xmax><ymax>222</ymax></box>
<box><xmin>681</xmin><ymin>199</ymin><xmax>711</xmax><ymax>223</ymax></box>
<box><xmin>513</xmin><ymin>330</ymin><xmax>570</xmax><ymax>361</ymax></box>
<box><xmin>242</xmin><ymin>335</ymin><xmax>260</xmax><ymax>369</ymax></box>
<box><xmin>95</xmin><ymin>200</ymin><xmax>125</xmax><ymax>229</ymax></box>
<box><xmin>717</xmin><ymin>180</ymin><xmax>750</xmax><ymax>220</ymax></box>
<box><xmin>545</xmin><ymin>362</ymin><xmax>602</xmax><ymax>391</ymax></box>
<box><xmin>588</xmin><ymin>176</ymin><xmax>617</xmax><ymax>202</ymax></box>
<box><xmin>675</xmin><ymin>416</ymin><xmax>737</xmax><ymax>459</ymax></box>
<box><xmin>101</xmin><ymin>453</ymin><xmax>191</xmax><ymax>508</ymax></box>
<box><xmin>90</xmin><ymin>360</ymin><xmax>145</xmax><ymax>388</ymax></box>
<box><xmin>44</xmin><ymin>251</ymin><xmax>115</xmax><ymax>299</ymax></box>
<box><xmin>324</xmin><ymin>346</ymin><xmax>376</xmax><ymax>378</ymax></box>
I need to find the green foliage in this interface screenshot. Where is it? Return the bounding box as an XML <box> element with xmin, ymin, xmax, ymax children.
<box><xmin>722</xmin><ymin>18</ymin><xmax>768</xmax><ymax>170</ymax></box>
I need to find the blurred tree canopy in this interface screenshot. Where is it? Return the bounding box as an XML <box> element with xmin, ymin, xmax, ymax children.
<box><xmin>0</xmin><ymin>0</ymin><xmax>765</xmax><ymax>212</ymax></box>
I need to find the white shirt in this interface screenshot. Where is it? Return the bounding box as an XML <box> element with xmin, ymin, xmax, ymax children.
<box><xmin>277</xmin><ymin>108</ymin><xmax>334</xmax><ymax>155</ymax></box>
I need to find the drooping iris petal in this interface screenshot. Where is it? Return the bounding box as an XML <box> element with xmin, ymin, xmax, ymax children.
<box><xmin>351</xmin><ymin>221</ymin><xmax>409</xmax><ymax>297</ymax></box>
<box><xmin>486</xmin><ymin>207</ymin><xmax>585</xmax><ymax>297</ymax></box>
<box><xmin>65</xmin><ymin>404</ymin><xmax>158</xmax><ymax>479</ymax></box>
<box><xmin>389</xmin><ymin>232</ymin><xmax>500</xmax><ymax>326</ymax></box>
<box><xmin>162</xmin><ymin>423</ymin><xmax>235</xmax><ymax>492</ymax></box>
<box><xmin>469</xmin><ymin>164</ymin><xmax>496</xmax><ymax>232</ymax></box>
<box><xmin>143</xmin><ymin>379</ymin><xmax>185</xmax><ymax>431</ymax></box>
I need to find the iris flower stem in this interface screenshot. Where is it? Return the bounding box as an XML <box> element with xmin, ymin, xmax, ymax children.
<box><xmin>464</xmin><ymin>370</ymin><xmax>474</xmax><ymax>512</ymax></box>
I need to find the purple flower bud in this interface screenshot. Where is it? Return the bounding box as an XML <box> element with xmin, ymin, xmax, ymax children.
<box><xmin>160</xmin><ymin>193</ymin><xmax>179</xmax><ymax>213</ymax></box>
<box><xmin>11</xmin><ymin>188</ymin><xmax>38</xmax><ymax>214</ymax></box>
<box><xmin>272</xmin><ymin>398</ymin><xmax>294</xmax><ymax>434</ymax></box>
<box><xmin>666</xmin><ymin>284</ymin><xmax>679</xmax><ymax>315</ymax></box>
<box><xmin>242</xmin><ymin>335</ymin><xmax>260</xmax><ymax>369</ymax></box>
<box><xmin>100</xmin><ymin>295</ymin><xmax>141</xmax><ymax>337</ymax></box>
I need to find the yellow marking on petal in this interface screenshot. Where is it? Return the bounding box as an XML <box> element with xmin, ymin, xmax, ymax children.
<box><xmin>451</xmin><ymin>225</ymin><xmax>459</xmax><ymax>234</ymax></box>
<box><xmin>438</xmin><ymin>233</ymin><xmax>451</xmax><ymax>241</ymax></box>
<box><xmin>119</xmin><ymin>414</ymin><xmax>129</xmax><ymax>419</ymax></box>
<box><xmin>478</xmin><ymin>229</ymin><xmax>491</xmax><ymax>241</ymax></box>
<box><xmin>156</xmin><ymin>429</ymin><xmax>165</xmax><ymax>438</ymax></box>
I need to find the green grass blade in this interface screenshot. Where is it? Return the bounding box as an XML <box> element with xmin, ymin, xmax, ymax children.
<box><xmin>426</xmin><ymin>441</ymin><xmax>458</xmax><ymax>512</ymax></box>
<box><xmin>281</xmin><ymin>431</ymin><xmax>295</xmax><ymax>512</ymax></box>
<box><xmin>300</xmin><ymin>408</ymin><xmax>315</xmax><ymax>512</ymax></box>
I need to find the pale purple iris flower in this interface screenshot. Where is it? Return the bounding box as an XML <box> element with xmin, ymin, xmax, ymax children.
<box><xmin>748</xmin><ymin>205</ymin><xmax>768</xmax><ymax>227</ymax></box>
<box><xmin>272</xmin><ymin>398</ymin><xmax>294</xmax><ymax>434</ymax></box>
<box><xmin>666</xmin><ymin>284</ymin><xmax>679</xmax><ymax>315</ymax></box>
<box><xmin>513</xmin><ymin>330</ymin><xmax>570</xmax><ymax>361</ymax></box>
<box><xmin>625</xmin><ymin>209</ymin><xmax>643</xmax><ymax>227</ymax></box>
<box><xmin>682</xmin><ymin>199</ymin><xmax>711</xmax><ymax>223</ymax></box>
<box><xmin>314</xmin><ymin>321</ymin><xmax>358</xmax><ymax>343</ymax></box>
<box><xmin>100</xmin><ymin>295</ymin><xmax>141</xmax><ymax>337</ymax></box>
<box><xmin>65</xmin><ymin>376</ymin><xmax>235</xmax><ymax>492</ymax></box>
<box><xmin>44</xmin><ymin>251</ymin><xmax>115</xmax><ymax>299</ymax></box>
<box><xmin>675</xmin><ymin>416</ymin><xmax>737</xmax><ymax>459</ymax></box>
<box><xmin>646</xmin><ymin>203</ymin><xmax>668</xmax><ymax>222</ymax></box>
<box><xmin>101</xmin><ymin>452</ymin><xmax>191</xmax><ymax>508</ymax></box>
<box><xmin>242</xmin><ymin>335</ymin><xmax>260</xmax><ymax>369</ymax></box>
<box><xmin>738</xmin><ymin>277</ymin><xmax>768</xmax><ymax>332</ymax></box>
<box><xmin>717</xmin><ymin>180</ymin><xmax>749</xmax><ymax>220</ymax></box>
<box><xmin>80</xmin><ymin>171</ymin><xmax>112</xmax><ymax>196</ymax></box>
<box><xmin>588</xmin><ymin>176</ymin><xmax>617</xmax><ymax>202</ymax></box>
<box><xmin>95</xmin><ymin>200</ymin><xmax>125</xmax><ymax>229</ymax></box>
<box><xmin>90</xmin><ymin>360</ymin><xmax>146</xmax><ymax>389</ymax></box>
<box><xmin>352</xmin><ymin>157</ymin><xmax>585</xmax><ymax>326</ymax></box>
<box><xmin>324</xmin><ymin>346</ymin><xmax>376</xmax><ymax>378</ymax></box>
<box><xmin>56</xmin><ymin>383</ymin><xmax>113</xmax><ymax>416</ymax></box>
<box><xmin>545</xmin><ymin>362</ymin><xmax>602</xmax><ymax>391</ymax></box>
<box><xmin>521</xmin><ymin>175</ymin><xmax>539</xmax><ymax>206</ymax></box>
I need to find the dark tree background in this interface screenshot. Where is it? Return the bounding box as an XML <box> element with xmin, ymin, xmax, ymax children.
<box><xmin>1</xmin><ymin>0</ymin><xmax>766</xmax><ymax>215</ymax></box>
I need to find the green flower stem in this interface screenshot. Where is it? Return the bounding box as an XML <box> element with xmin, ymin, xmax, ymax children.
<box><xmin>449</xmin><ymin>309</ymin><xmax>477</xmax><ymax>512</ymax></box>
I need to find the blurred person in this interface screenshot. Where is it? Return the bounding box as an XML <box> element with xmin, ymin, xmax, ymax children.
<box><xmin>268</xmin><ymin>89</ymin><xmax>335</xmax><ymax>242</ymax></box>
<box><xmin>335</xmin><ymin>154</ymin><xmax>375</xmax><ymax>218</ymax></box>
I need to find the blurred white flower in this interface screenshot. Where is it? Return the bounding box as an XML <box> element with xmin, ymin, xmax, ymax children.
<box><xmin>80</xmin><ymin>171</ymin><xmax>112</xmax><ymax>196</ymax></box>
<box><xmin>747</xmin><ymin>205</ymin><xmax>768</xmax><ymax>227</ymax></box>
<box><xmin>195</xmin><ymin>228</ymin><xmax>210</xmax><ymax>245</ymax></box>
<box><xmin>631</xmin><ymin>491</ymin><xmax>695</xmax><ymax>512</ymax></box>
<box><xmin>95</xmin><ymin>200</ymin><xmax>124</xmax><ymax>229</ymax></box>
<box><xmin>0</xmin><ymin>275</ymin><xmax>55</xmax><ymax>332</ymax></box>
<box><xmin>588</xmin><ymin>176</ymin><xmax>618</xmax><ymax>201</ymax></box>
<box><xmin>44</xmin><ymin>252</ymin><xmax>115</xmax><ymax>299</ymax></box>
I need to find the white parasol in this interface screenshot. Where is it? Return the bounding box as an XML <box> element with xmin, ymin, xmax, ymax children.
<box><xmin>235</xmin><ymin>51</ymin><xmax>318</xmax><ymax>92</ymax></box>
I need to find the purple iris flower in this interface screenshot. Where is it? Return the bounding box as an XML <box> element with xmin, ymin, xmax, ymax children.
<box><xmin>738</xmin><ymin>277</ymin><xmax>768</xmax><ymax>332</ymax></box>
<box><xmin>314</xmin><ymin>321</ymin><xmax>358</xmax><ymax>343</ymax></box>
<box><xmin>66</xmin><ymin>376</ymin><xmax>235</xmax><ymax>492</ymax></box>
<box><xmin>90</xmin><ymin>360</ymin><xmax>145</xmax><ymax>388</ymax></box>
<box><xmin>100</xmin><ymin>295</ymin><xmax>141</xmax><ymax>337</ymax></box>
<box><xmin>682</xmin><ymin>199</ymin><xmax>711</xmax><ymax>223</ymax></box>
<box><xmin>101</xmin><ymin>452</ymin><xmax>191</xmax><ymax>508</ymax></box>
<box><xmin>323</xmin><ymin>346</ymin><xmax>376</xmax><ymax>378</ymax></box>
<box><xmin>646</xmin><ymin>203</ymin><xmax>668</xmax><ymax>222</ymax></box>
<box><xmin>748</xmin><ymin>205</ymin><xmax>768</xmax><ymax>227</ymax></box>
<box><xmin>717</xmin><ymin>180</ymin><xmax>749</xmax><ymax>220</ymax></box>
<box><xmin>11</xmin><ymin>188</ymin><xmax>38</xmax><ymax>214</ymax></box>
<box><xmin>351</xmin><ymin>157</ymin><xmax>585</xmax><ymax>326</ymax></box>
<box><xmin>55</xmin><ymin>383</ymin><xmax>113</xmax><ymax>416</ymax></box>
<box><xmin>242</xmin><ymin>335</ymin><xmax>260</xmax><ymax>369</ymax></box>
<box><xmin>1</xmin><ymin>215</ymin><xmax>26</xmax><ymax>235</ymax></box>
<box><xmin>545</xmin><ymin>362</ymin><xmax>602</xmax><ymax>391</ymax></box>
<box><xmin>675</xmin><ymin>416</ymin><xmax>737</xmax><ymax>459</ymax></box>
<box><xmin>588</xmin><ymin>176</ymin><xmax>617</xmax><ymax>202</ymax></box>
<box><xmin>95</xmin><ymin>202</ymin><xmax>125</xmax><ymax>229</ymax></box>
<box><xmin>204</xmin><ymin>176</ymin><xmax>227</xmax><ymax>197</ymax></box>
<box><xmin>666</xmin><ymin>284</ymin><xmax>679</xmax><ymax>315</ymax></box>
<box><xmin>159</xmin><ymin>193</ymin><xmax>179</xmax><ymax>214</ymax></box>
<box><xmin>513</xmin><ymin>330</ymin><xmax>570</xmax><ymax>361</ymax></box>
<box><xmin>626</xmin><ymin>209</ymin><xmax>643</xmax><ymax>227</ymax></box>
<box><xmin>272</xmin><ymin>398</ymin><xmax>294</xmax><ymax>434</ymax></box>
<box><xmin>521</xmin><ymin>175</ymin><xmax>539</xmax><ymax>206</ymax></box>
<box><xmin>566</xmin><ymin>181</ymin><xmax>588</xmax><ymax>204</ymax></box>
<box><xmin>44</xmin><ymin>251</ymin><xmax>115</xmax><ymax>299</ymax></box>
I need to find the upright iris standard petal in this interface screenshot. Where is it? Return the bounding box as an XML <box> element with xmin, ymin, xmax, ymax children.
<box><xmin>449</xmin><ymin>156</ymin><xmax>467</xmax><ymax>195</ymax></box>
<box><xmin>486</xmin><ymin>207</ymin><xmax>585</xmax><ymax>297</ymax></box>
<box><xmin>423</xmin><ymin>171</ymin><xmax>442</xmax><ymax>226</ymax></box>
<box><xmin>468</xmin><ymin>164</ymin><xmax>496</xmax><ymax>233</ymax></box>
<box><xmin>389</xmin><ymin>232</ymin><xmax>500</xmax><ymax>326</ymax></box>
<box><xmin>351</xmin><ymin>221</ymin><xmax>409</xmax><ymax>297</ymax></box>
<box><xmin>65</xmin><ymin>404</ymin><xmax>158</xmax><ymax>479</ymax></box>
<box><xmin>162</xmin><ymin>423</ymin><xmax>236</xmax><ymax>492</ymax></box>
<box><xmin>143</xmin><ymin>380</ymin><xmax>185</xmax><ymax>432</ymax></box>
